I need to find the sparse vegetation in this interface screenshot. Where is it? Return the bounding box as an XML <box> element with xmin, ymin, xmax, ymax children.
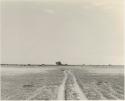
<box><xmin>1</xmin><ymin>65</ymin><xmax>124</xmax><ymax>100</ymax></box>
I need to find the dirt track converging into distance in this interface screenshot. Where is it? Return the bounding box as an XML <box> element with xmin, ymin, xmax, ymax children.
<box><xmin>57</xmin><ymin>70</ymin><xmax>87</xmax><ymax>100</ymax></box>
<box><xmin>1</xmin><ymin>66</ymin><xmax>124</xmax><ymax>100</ymax></box>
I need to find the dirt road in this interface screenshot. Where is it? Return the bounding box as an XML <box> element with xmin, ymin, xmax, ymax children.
<box><xmin>57</xmin><ymin>70</ymin><xmax>123</xmax><ymax>100</ymax></box>
<box><xmin>57</xmin><ymin>71</ymin><xmax>68</xmax><ymax>100</ymax></box>
<box><xmin>2</xmin><ymin>66</ymin><xmax>124</xmax><ymax>100</ymax></box>
<box><xmin>57</xmin><ymin>70</ymin><xmax>87</xmax><ymax>100</ymax></box>
<box><xmin>26</xmin><ymin>70</ymin><xmax>123</xmax><ymax>100</ymax></box>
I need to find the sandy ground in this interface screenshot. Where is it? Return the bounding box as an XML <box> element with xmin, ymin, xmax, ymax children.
<box><xmin>57</xmin><ymin>70</ymin><xmax>87</xmax><ymax>100</ymax></box>
<box><xmin>83</xmin><ymin>67</ymin><xmax>124</xmax><ymax>75</ymax></box>
<box><xmin>1</xmin><ymin>65</ymin><xmax>124</xmax><ymax>100</ymax></box>
<box><xmin>57</xmin><ymin>71</ymin><xmax>67</xmax><ymax>100</ymax></box>
<box><xmin>73</xmin><ymin>67</ymin><xmax>124</xmax><ymax>100</ymax></box>
<box><xmin>65</xmin><ymin>70</ymin><xmax>87</xmax><ymax>100</ymax></box>
<box><xmin>1</xmin><ymin>67</ymin><xmax>64</xmax><ymax>100</ymax></box>
<box><xmin>1</xmin><ymin>67</ymin><xmax>55</xmax><ymax>76</ymax></box>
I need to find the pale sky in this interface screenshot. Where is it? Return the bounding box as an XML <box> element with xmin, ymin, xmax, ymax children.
<box><xmin>1</xmin><ymin>0</ymin><xmax>124</xmax><ymax>65</ymax></box>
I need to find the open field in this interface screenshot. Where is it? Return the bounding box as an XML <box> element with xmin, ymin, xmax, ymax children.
<box><xmin>1</xmin><ymin>65</ymin><xmax>124</xmax><ymax>100</ymax></box>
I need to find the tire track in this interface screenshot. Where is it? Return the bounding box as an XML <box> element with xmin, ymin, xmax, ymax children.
<box><xmin>57</xmin><ymin>70</ymin><xmax>68</xmax><ymax>100</ymax></box>
<box><xmin>27</xmin><ymin>71</ymin><xmax>68</xmax><ymax>100</ymax></box>
<box><xmin>27</xmin><ymin>70</ymin><xmax>122</xmax><ymax>100</ymax></box>
<box><xmin>57</xmin><ymin>70</ymin><xmax>87</xmax><ymax>100</ymax></box>
<box><xmin>68</xmin><ymin>71</ymin><xmax>87</xmax><ymax>100</ymax></box>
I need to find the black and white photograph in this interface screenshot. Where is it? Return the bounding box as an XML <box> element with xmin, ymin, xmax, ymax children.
<box><xmin>1</xmin><ymin>0</ymin><xmax>124</xmax><ymax>100</ymax></box>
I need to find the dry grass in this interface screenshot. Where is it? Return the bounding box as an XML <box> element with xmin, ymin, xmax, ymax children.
<box><xmin>1</xmin><ymin>67</ymin><xmax>64</xmax><ymax>100</ymax></box>
<box><xmin>1</xmin><ymin>65</ymin><xmax>124</xmax><ymax>100</ymax></box>
<box><xmin>72</xmin><ymin>67</ymin><xmax>124</xmax><ymax>100</ymax></box>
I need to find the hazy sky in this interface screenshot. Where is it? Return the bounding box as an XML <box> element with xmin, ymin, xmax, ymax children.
<box><xmin>1</xmin><ymin>0</ymin><xmax>124</xmax><ymax>65</ymax></box>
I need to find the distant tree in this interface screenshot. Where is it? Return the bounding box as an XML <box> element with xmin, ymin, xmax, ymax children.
<box><xmin>56</xmin><ymin>61</ymin><xmax>62</xmax><ymax>65</ymax></box>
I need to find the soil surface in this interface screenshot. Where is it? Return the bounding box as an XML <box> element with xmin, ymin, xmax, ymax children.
<box><xmin>1</xmin><ymin>66</ymin><xmax>124</xmax><ymax>100</ymax></box>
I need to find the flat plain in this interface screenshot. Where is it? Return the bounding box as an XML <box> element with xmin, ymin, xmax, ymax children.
<box><xmin>1</xmin><ymin>65</ymin><xmax>124</xmax><ymax>100</ymax></box>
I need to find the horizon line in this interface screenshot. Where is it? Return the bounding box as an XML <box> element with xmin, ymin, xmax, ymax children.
<box><xmin>0</xmin><ymin>64</ymin><xmax>124</xmax><ymax>66</ymax></box>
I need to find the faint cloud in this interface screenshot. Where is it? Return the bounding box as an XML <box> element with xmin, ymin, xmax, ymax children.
<box><xmin>83</xmin><ymin>0</ymin><xmax>121</xmax><ymax>11</ymax></box>
<box><xmin>43</xmin><ymin>9</ymin><xmax>55</xmax><ymax>14</ymax></box>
